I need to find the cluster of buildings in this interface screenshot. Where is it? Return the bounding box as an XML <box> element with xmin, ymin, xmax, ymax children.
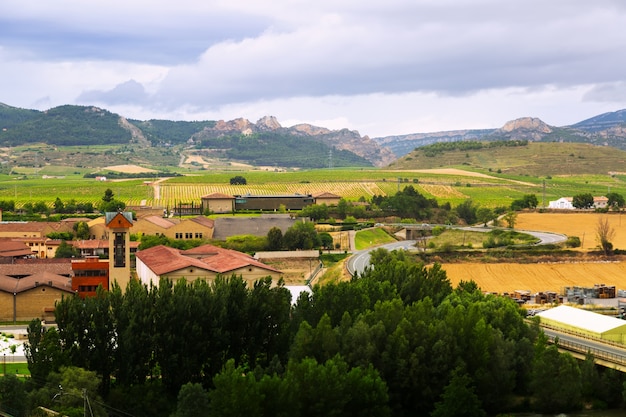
<box><xmin>0</xmin><ymin>191</ymin><xmax>347</xmax><ymax>322</ymax></box>
<box><xmin>0</xmin><ymin>210</ymin><xmax>302</xmax><ymax>322</ymax></box>
<box><xmin>547</xmin><ymin>196</ymin><xmax>609</xmax><ymax>210</ymax></box>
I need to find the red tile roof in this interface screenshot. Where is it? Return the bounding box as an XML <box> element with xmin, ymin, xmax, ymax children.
<box><xmin>136</xmin><ymin>244</ymin><xmax>281</xmax><ymax>276</ymax></box>
<box><xmin>0</xmin><ymin>241</ymin><xmax>32</xmax><ymax>257</ymax></box>
<box><xmin>143</xmin><ymin>215</ymin><xmax>176</xmax><ymax>229</ymax></box>
<box><xmin>0</xmin><ymin>272</ymin><xmax>73</xmax><ymax>294</ymax></box>
<box><xmin>190</xmin><ymin>216</ymin><xmax>215</xmax><ymax>228</ymax></box>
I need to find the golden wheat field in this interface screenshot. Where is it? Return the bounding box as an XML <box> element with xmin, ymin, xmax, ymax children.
<box><xmin>441</xmin><ymin>212</ymin><xmax>626</xmax><ymax>294</ymax></box>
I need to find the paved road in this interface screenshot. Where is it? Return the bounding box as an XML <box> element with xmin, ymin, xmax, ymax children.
<box><xmin>346</xmin><ymin>240</ymin><xmax>417</xmax><ymax>276</ymax></box>
<box><xmin>346</xmin><ymin>226</ymin><xmax>566</xmax><ymax>277</ymax></box>
<box><xmin>542</xmin><ymin>326</ymin><xmax>626</xmax><ymax>368</ymax></box>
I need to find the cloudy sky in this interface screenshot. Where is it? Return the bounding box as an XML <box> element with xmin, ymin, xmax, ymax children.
<box><xmin>1</xmin><ymin>0</ymin><xmax>626</xmax><ymax>137</ymax></box>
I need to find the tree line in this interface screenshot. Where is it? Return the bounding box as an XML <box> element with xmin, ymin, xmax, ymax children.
<box><xmin>1</xmin><ymin>250</ymin><xmax>621</xmax><ymax>416</ymax></box>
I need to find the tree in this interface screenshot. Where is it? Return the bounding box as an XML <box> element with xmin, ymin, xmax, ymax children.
<box><xmin>102</xmin><ymin>188</ymin><xmax>114</xmax><ymax>203</ymax></box>
<box><xmin>301</xmin><ymin>204</ymin><xmax>329</xmax><ymax>221</ymax></box>
<box><xmin>476</xmin><ymin>207</ymin><xmax>494</xmax><ymax>226</ymax></box>
<box><xmin>0</xmin><ymin>374</ymin><xmax>27</xmax><ymax>417</ymax></box>
<box><xmin>229</xmin><ymin>175</ymin><xmax>247</xmax><ymax>185</ymax></box>
<box><xmin>319</xmin><ymin>232</ymin><xmax>334</xmax><ymax>251</ymax></box>
<box><xmin>530</xmin><ymin>345</ymin><xmax>582</xmax><ymax>413</ymax></box>
<box><xmin>74</xmin><ymin>220</ymin><xmax>90</xmax><ymax>240</ymax></box>
<box><xmin>283</xmin><ymin>221</ymin><xmax>321</xmax><ymax>250</ymax></box>
<box><xmin>173</xmin><ymin>383</ymin><xmax>210</xmax><ymax>417</ymax></box>
<box><xmin>511</xmin><ymin>194</ymin><xmax>539</xmax><ymax>211</ymax></box>
<box><xmin>24</xmin><ymin>319</ymin><xmax>69</xmax><ymax>384</ymax></box>
<box><xmin>336</xmin><ymin>198</ymin><xmax>349</xmax><ymax>219</ymax></box>
<box><xmin>572</xmin><ymin>193</ymin><xmax>594</xmax><ymax>209</ymax></box>
<box><xmin>456</xmin><ymin>200</ymin><xmax>478</xmax><ymax>225</ymax></box>
<box><xmin>431</xmin><ymin>366</ymin><xmax>486</xmax><ymax>417</ymax></box>
<box><xmin>596</xmin><ymin>217</ymin><xmax>615</xmax><ymax>255</ymax></box>
<box><xmin>267</xmin><ymin>226</ymin><xmax>283</xmax><ymax>250</ymax></box>
<box><xmin>502</xmin><ymin>211</ymin><xmax>517</xmax><ymax>229</ymax></box>
<box><xmin>607</xmin><ymin>192</ymin><xmax>625</xmax><ymax>211</ymax></box>
<box><xmin>53</xmin><ymin>197</ymin><xmax>65</xmax><ymax>213</ymax></box>
<box><xmin>54</xmin><ymin>240</ymin><xmax>79</xmax><ymax>258</ymax></box>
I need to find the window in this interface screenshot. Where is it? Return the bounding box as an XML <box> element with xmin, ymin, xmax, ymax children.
<box><xmin>195</xmin><ymin>233</ymin><xmax>203</xmax><ymax>239</ymax></box>
<box><xmin>114</xmin><ymin>232</ymin><xmax>126</xmax><ymax>267</ymax></box>
<box><xmin>175</xmin><ymin>233</ymin><xmax>182</xmax><ymax>239</ymax></box>
<box><xmin>185</xmin><ymin>232</ymin><xmax>192</xmax><ymax>239</ymax></box>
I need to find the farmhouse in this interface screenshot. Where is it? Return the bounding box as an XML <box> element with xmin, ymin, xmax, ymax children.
<box><xmin>201</xmin><ymin>192</ymin><xmax>235</xmax><ymax>214</ymax></box>
<box><xmin>536</xmin><ymin>305</ymin><xmax>626</xmax><ymax>344</ymax></box>
<box><xmin>135</xmin><ymin>244</ymin><xmax>282</xmax><ymax>288</ymax></box>
<box><xmin>313</xmin><ymin>192</ymin><xmax>341</xmax><ymax>206</ymax></box>
<box><xmin>548</xmin><ymin>196</ymin><xmax>609</xmax><ymax>210</ymax></box>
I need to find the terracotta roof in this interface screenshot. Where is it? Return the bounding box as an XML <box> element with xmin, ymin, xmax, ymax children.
<box><xmin>0</xmin><ymin>222</ymin><xmax>52</xmax><ymax>233</ymax></box>
<box><xmin>136</xmin><ymin>244</ymin><xmax>281</xmax><ymax>276</ymax></box>
<box><xmin>0</xmin><ymin>262</ymin><xmax>72</xmax><ymax>277</ymax></box>
<box><xmin>135</xmin><ymin>245</ymin><xmax>213</xmax><ymax>276</ymax></box>
<box><xmin>70</xmin><ymin>240</ymin><xmax>109</xmax><ymax>249</ymax></box>
<box><xmin>189</xmin><ymin>216</ymin><xmax>215</xmax><ymax>228</ymax></box>
<box><xmin>143</xmin><ymin>215</ymin><xmax>176</xmax><ymax>229</ymax></box>
<box><xmin>0</xmin><ymin>272</ymin><xmax>73</xmax><ymax>294</ymax></box>
<box><xmin>313</xmin><ymin>192</ymin><xmax>340</xmax><ymax>198</ymax></box>
<box><xmin>201</xmin><ymin>193</ymin><xmax>234</xmax><ymax>199</ymax></box>
<box><xmin>0</xmin><ymin>241</ymin><xmax>32</xmax><ymax>258</ymax></box>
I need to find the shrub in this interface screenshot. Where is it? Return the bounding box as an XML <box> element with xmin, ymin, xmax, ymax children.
<box><xmin>565</xmin><ymin>236</ymin><xmax>581</xmax><ymax>248</ymax></box>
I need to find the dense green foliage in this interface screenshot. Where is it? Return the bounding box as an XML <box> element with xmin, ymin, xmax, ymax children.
<box><xmin>196</xmin><ymin>132</ymin><xmax>372</xmax><ymax>168</ymax></box>
<box><xmin>129</xmin><ymin>119</ymin><xmax>216</xmax><ymax>146</ymax></box>
<box><xmin>15</xmin><ymin>250</ymin><xmax>622</xmax><ymax>416</ymax></box>
<box><xmin>0</xmin><ymin>105</ymin><xmax>130</xmax><ymax>146</ymax></box>
<box><xmin>416</xmin><ymin>139</ymin><xmax>529</xmax><ymax>157</ymax></box>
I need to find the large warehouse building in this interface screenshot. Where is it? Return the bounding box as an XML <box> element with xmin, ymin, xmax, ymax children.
<box><xmin>536</xmin><ymin>305</ymin><xmax>626</xmax><ymax>344</ymax></box>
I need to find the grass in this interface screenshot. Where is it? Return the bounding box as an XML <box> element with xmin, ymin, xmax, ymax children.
<box><xmin>354</xmin><ymin>228</ymin><xmax>397</xmax><ymax>250</ymax></box>
<box><xmin>426</xmin><ymin>228</ymin><xmax>538</xmax><ymax>251</ymax></box>
<box><xmin>3</xmin><ymin>147</ymin><xmax>626</xmax><ymax>210</ymax></box>
<box><xmin>0</xmin><ymin>363</ymin><xmax>30</xmax><ymax>376</ymax></box>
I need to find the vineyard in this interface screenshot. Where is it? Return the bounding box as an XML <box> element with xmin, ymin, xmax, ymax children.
<box><xmin>157</xmin><ymin>182</ymin><xmax>388</xmax><ymax>205</ymax></box>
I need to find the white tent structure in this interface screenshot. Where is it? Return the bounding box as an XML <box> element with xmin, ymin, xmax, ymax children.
<box><xmin>536</xmin><ymin>305</ymin><xmax>626</xmax><ymax>344</ymax></box>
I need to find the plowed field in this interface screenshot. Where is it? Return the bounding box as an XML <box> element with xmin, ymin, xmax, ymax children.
<box><xmin>441</xmin><ymin>212</ymin><xmax>626</xmax><ymax>293</ymax></box>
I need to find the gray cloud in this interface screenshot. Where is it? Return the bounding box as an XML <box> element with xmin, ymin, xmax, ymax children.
<box><xmin>77</xmin><ymin>80</ymin><xmax>150</xmax><ymax>106</ymax></box>
<box><xmin>2</xmin><ymin>0</ymin><xmax>626</xmax><ymax>134</ymax></box>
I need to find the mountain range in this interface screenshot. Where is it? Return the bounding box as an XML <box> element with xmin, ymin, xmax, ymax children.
<box><xmin>2</xmin><ymin>102</ymin><xmax>626</xmax><ymax>168</ymax></box>
<box><xmin>374</xmin><ymin>109</ymin><xmax>626</xmax><ymax>158</ymax></box>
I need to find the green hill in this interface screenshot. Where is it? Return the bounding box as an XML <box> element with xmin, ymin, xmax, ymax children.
<box><xmin>0</xmin><ymin>104</ymin><xmax>373</xmax><ymax>169</ymax></box>
<box><xmin>389</xmin><ymin>140</ymin><xmax>626</xmax><ymax>176</ymax></box>
<box><xmin>0</xmin><ymin>104</ymin><xmax>131</xmax><ymax>146</ymax></box>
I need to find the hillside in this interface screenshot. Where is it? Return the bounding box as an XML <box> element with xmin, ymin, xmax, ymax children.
<box><xmin>375</xmin><ymin>110</ymin><xmax>626</xmax><ymax>158</ymax></box>
<box><xmin>0</xmin><ymin>104</ymin><xmax>389</xmax><ymax>168</ymax></box>
<box><xmin>388</xmin><ymin>140</ymin><xmax>626</xmax><ymax>176</ymax></box>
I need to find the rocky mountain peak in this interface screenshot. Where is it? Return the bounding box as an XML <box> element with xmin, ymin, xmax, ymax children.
<box><xmin>501</xmin><ymin>117</ymin><xmax>552</xmax><ymax>133</ymax></box>
<box><xmin>256</xmin><ymin>116</ymin><xmax>282</xmax><ymax>131</ymax></box>
<box><xmin>213</xmin><ymin>117</ymin><xmax>254</xmax><ymax>135</ymax></box>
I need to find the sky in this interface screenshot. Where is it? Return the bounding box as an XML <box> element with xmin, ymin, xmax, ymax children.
<box><xmin>1</xmin><ymin>0</ymin><xmax>626</xmax><ymax>138</ymax></box>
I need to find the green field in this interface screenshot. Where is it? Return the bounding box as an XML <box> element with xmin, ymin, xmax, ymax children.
<box><xmin>354</xmin><ymin>228</ymin><xmax>397</xmax><ymax>250</ymax></box>
<box><xmin>1</xmin><ymin>167</ymin><xmax>626</xmax><ymax>210</ymax></box>
<box><xmin>3</xmin><ymin>140</ymin><xmax>626</xmax><ymax>210</ymax></box>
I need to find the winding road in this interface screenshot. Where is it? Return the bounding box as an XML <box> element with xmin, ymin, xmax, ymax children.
<box><xmin>346</xmin><ymin>226</ymin><xmax>567</xmax><ymax>277</ymax></box>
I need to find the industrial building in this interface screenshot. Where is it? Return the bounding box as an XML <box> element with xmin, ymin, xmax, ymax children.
<box><xmin>536</xmin><ymin>305</ymin><xmax>626</xmax><ymax>344</ymax></box>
